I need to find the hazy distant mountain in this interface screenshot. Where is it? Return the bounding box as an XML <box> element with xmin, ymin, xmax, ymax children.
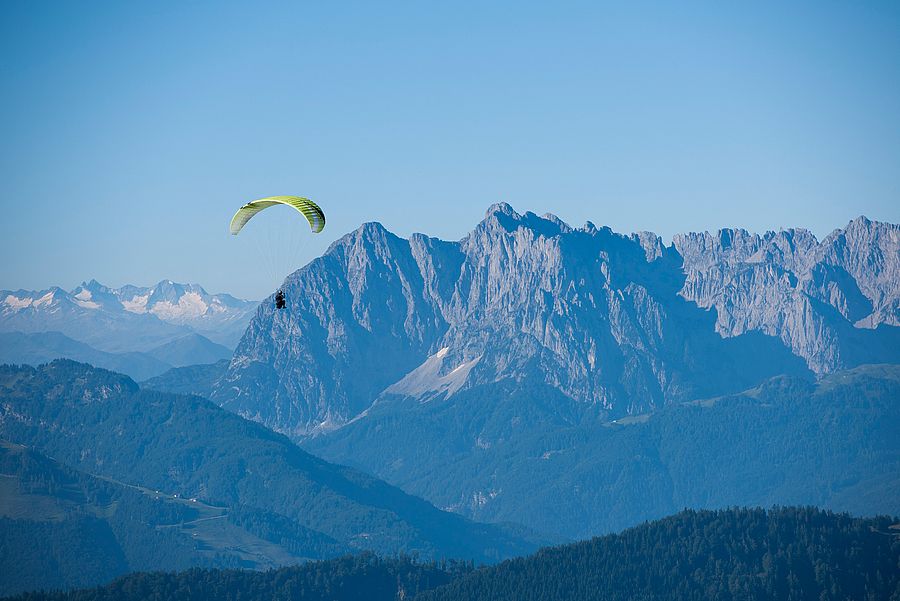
<box><xmin>0</xmin><ymin>331</ymin><xmax>172</xmax><ymax>380</ymax></box>
<box><xmin>140</xmin><ymin>359</ymin><xmax>229</xmax><ymax>398</ymax></box>
<box><xmin>0</xmin><ymin>280</ymin><xmax>258</xmax><ymax>352</ymax></box>
<box><xmin>213</xmin><ymin>204</ymin><xmax>900</xmax><ymax>438</ymax></box>
<box><xmin>0</xmin><ymin>360</ymin><xmax>542</xmax><ymax>571</ymax></box>
<box><xmin>144</xmin><ymin>333</ymin><xmax>232</xmax><ymax>367</ymax></box>
<box><xmin>101</xmin><ymin>280</ymin><xmax>259</xmax><ymax>348</ymax></box>
<box><xmin>0</xmin><ymin>286</ymin><xmax>189</xmax><ymax>353</ymax></box>
<box><xmin>0</xmin><ymin>330</ymin><xmax>231</xmax><ymax>380</ymax></box>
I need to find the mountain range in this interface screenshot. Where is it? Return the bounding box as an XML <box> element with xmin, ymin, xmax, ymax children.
<box><xmin>0</xmin><ymin>280</ymin><xmax>257</xmax><ymax>378</ymax></box>
<box><xmin>0</xmin><ymin>331</ymin><xmax>174</xmax><ymax>381</ymax></box>
<box><xmin>213</xmin><ymin>204</ymin><xmax>900</xmax><ymax>439</ymax></box>
<box><xmin>0</xmin><ymin>279</ymin><xmax>258</xmax><ymax>351</ymax></box>
<box><xmin>175</xmin><ymin>204</ymin><xmax>899</xmax><ymax>540</ymax></box>
<box><xmin>0</xmin><ymin>331</ymin><xmax>232</xmax><ymax>381</ymax></box>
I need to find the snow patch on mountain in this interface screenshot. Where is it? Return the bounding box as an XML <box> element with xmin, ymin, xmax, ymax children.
<box><xmin>149</xmin><ymin>292</ymin><xmax>210</xmax><ymax>321</ymax></box>
<box><xmin>384</xmin><ymin>347</ymin><xmax>483</xmax><ymax>400</ymax></box>
<box><xmin>121</xmin><ymin>294</ymin><xmax>149</xmax><ymax>314</ymax></box>
<box><xmin>74</xmin><ymin>299</ymin><xmax>100</xmax><ymax>309</ymax></box>
<box><xmin>73</xmin><ymin>289</ymin><xmax>100</xmax><ymax>309</ymax></box>
<box><xmin>3</xmin><ymin>295</ymin><xmax>32</xmax><ymax>311</ymax></box>
<box><xmin>34</xmin><ymin>291</ymin><xmax>56</xmax><ymax>307</ymax></box>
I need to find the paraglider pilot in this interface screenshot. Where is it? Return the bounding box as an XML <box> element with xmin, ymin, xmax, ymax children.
<box><xmin>228</xmin><ymin>197</ymin><xmax>324</xmax><ymax>314</ymax></box>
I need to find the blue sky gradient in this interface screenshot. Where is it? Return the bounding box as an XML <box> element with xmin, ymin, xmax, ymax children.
<box><xmin>2</xmin><ymin>1</ymin><xmax>898</xmax><ymax>298</ymax></box>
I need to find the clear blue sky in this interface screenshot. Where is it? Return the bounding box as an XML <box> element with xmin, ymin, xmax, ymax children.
<box><xmin>2</xmin><ymin>1</ymin><xmax>898</xmax><ymax>299</ymax></box>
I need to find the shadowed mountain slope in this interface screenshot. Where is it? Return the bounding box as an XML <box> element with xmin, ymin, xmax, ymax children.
<box><xmin>0</xmin><ymin>361</ymin><xmax>541</xmax><ymax>569</ymax></box>
<box><xmin>309</xmin><ymin>364</ymin><xmax>900</xmax><ymax>539</ymax></box>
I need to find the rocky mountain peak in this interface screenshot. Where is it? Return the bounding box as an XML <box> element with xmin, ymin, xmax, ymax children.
<box><xmin>81</xmin><ymin>279</ymin><xmax>107</xmax><ymax>292</ymax></box>
<box><xmin>475</xmin><ymin>202</ymin><xmax>524</xmax><ymax>236</ymax></box>
<box><xmin>848</xmin><ymin>214</ymin><xmax>874</xmax><ymax>229</ymax></box>
<box><xmin>580</xmin><ymin>221</ymin><xmax>599</xmax><ymax>234</ymax></box>
<box><xmin>541</xmin><ymin>212</ymin><xmax>572</xmax><ymax>231</ymax></box>
<box><xmin>356</xmin><ymin>221</ymin><xmax>392</xmax><ymax>238</ymax></box>
<box><xmin>484</xmin><ymin>202</ymin><xmax>518</xmax><ymax>219</ymax></box>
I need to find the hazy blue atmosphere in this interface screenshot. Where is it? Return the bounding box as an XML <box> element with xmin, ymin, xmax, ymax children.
<box><xmin>2</xmin><ymin>1</ymin><xmax>899</xmax><ymax>299</ymax></box>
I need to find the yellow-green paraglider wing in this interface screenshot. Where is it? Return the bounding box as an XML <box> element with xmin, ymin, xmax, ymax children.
<box><xmin>229</xmin><ymin>196</ymin><xmax>325</xmax><ymax>235</ymax></box>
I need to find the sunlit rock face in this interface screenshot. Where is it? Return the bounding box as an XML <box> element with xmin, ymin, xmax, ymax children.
<box><xmin>675</xmin><ymin>216</ymin><xmax>900</xmax><ymax>374</ymax></box>
<box><xmin>215</xmin><ymin>205</ymin><xmax>900</xmax><ymax>437</ymax></box>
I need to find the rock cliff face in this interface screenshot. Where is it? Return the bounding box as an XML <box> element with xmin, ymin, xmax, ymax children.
<box><xmin>213</xmin><ymin>205</ymin><xmax>899</xmax><ymax>437</ymax></box>
<box><xmin>674</xmin><ymin>216</ymin><xmax>900</xmax><ymax>374</ymax></box>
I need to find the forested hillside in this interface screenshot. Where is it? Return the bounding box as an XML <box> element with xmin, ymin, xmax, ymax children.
<box><xmin>418</xmin><ymin>507</ymin><xmax>900</xmax><ymax>601</ymax></box>
<box><xmin>7</xmin><ymin>508</ymin><xmax>897</xmax><ymax>601</ymax></box>
<box><xmin>4</xmin><ymin>554</ymin><xmax>469</xmax><ymax>601</ymax></box>
<box><xmin>0</xmin><ymin>361</ymin><xmax>538</xmax><ymax>581</ymax></box>
<box><xmin>0</xmin><ymin>438</ymin><xmax>357</xmax><ymax>596</ymax></box>
<box><xmin>0</xmin><ymin>441</ymin><xmax>231</xmax><ymax>596</ymax></box>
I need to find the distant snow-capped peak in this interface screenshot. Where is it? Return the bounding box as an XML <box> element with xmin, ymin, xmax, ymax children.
<box><xmin>1</xmin><ymin>280</ymin><xmax>257</xmax><ymax>324</ymax></box>
<box><xmin>1</xmin><ymin>287</ymin><xmax>67</xmax><ymax>313</ymax></box>
<box><xmin>1</xmin><ymin>280</ymin><xmax>259</xmax><ymax>351</ymax></box>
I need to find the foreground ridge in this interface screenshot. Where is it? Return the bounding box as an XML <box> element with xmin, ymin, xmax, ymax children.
<box><xmin>418</xmin><ymin>506</ymin><xmax>900</xmax><ymax>601</ymax></box>
<box><xmin>7</xmin><ymin>507</ymin><xmax>898</xmax><ymax>601</ymax></box>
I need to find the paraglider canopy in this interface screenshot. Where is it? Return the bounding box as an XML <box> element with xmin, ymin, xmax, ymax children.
<box><xmin>229</xmin><ymin>195</ymin><xmax>325</xmax><ymax>296</ymax></box>
<box><xmin>230</xmin><ymin>196</ymin><xmax>325</xmax><ymax>235</ymax></box>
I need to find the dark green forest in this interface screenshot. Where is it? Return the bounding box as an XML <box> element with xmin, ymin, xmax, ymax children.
<box><xmin>6</xmin><ymin>507</ymin><xmax>898</xmax><ymax>601</ymax></box>
<box><xmin>0</xmin><ymin>439</ymin><xmax>350</xmax><ymax>596</ymax></box>
<box><xmin>418</xmin><ymin>507</ymin><xmax>900</xmax><ymax>601</ymax></box>
<box><xmin>4</xmin><ymin>554</ymin><xmax>471</xmax><ymax>601</ymax></box>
